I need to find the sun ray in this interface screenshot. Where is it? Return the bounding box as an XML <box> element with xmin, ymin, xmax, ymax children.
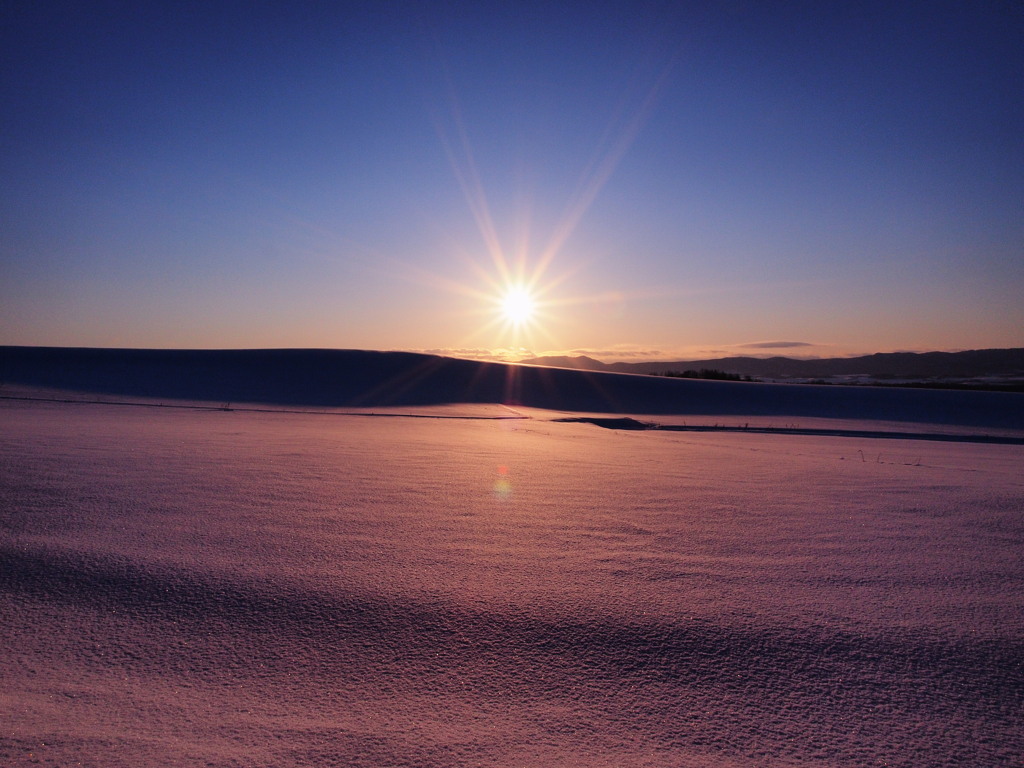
<box><xmin>430</xmin><ymin>66</ymin><xmax>513</xmax><ymax>288</ymax></box>
<box><xmin>391</xmin><ymin>48</ymin><xmax>680</xmax><ymax>361</ymax></box>
<box><xmin>534</xmin><ymin>59</ymin><xmax>676</xmax><ymax>279</ymax></box>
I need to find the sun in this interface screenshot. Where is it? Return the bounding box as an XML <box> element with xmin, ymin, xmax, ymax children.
<box><xmin>501</xmin><ymin>286</ymin><xmax>535</xmax><ymax>326</ymax></box>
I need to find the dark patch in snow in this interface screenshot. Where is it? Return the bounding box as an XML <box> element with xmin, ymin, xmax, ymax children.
<box><xmin>553</xmin><ymin>417</ymin><xmax>653</xmax><ymax>430</ymax></box>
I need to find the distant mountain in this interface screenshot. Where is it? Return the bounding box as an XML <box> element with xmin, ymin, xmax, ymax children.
<box><xmin>519</xmin><ymin>348</ymin><xmax>1024</xmax><ymax>380</ymax></box>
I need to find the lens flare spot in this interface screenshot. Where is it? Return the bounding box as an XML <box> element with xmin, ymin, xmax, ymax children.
<box><xmin>494</xmin><ymin>464</ymin><xmax>512</xmax><ymax>500</ymax></box>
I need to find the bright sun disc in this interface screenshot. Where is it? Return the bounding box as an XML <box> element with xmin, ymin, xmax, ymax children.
<box><xmin>501</xmin><ymin>286</ymin><xmax>535</xmax><ymax>325</ymax></box>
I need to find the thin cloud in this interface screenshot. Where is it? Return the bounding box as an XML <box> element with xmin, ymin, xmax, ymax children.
<box><xmin>415</xmin><ymin>347</ymin><xmax>538</xmax><ymax>362</ymax></box>
<box><xmin>736</xmin><ymin>341</ymin><xmax>816</xmax><ymax>349</ymax></box>
<box><xmin>412</xmin><ymin>342</ymin><xmax>861</xmax><ymax>365</ymax></box>
<box><xmin>543</xmin><ymin>346</ymin><xmax>668</xmax><ymax>362</ymax></box>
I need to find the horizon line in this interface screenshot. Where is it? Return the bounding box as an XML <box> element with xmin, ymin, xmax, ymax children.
<box><xmin>4</xmin><ymin>342</ymin><xmax>1024</xmax><ymax>366</ymax></box>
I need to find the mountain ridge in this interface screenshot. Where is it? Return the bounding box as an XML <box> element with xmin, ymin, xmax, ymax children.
<box><xmin>518</xmin><ymin>348</ymin><xmax>1024</xmax><ymax>380</ymax></box>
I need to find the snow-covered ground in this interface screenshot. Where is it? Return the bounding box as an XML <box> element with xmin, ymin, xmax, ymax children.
<box><xmin>2</xmin><ymin>397</ymin><xmax>1022</xmax><ymax>767</ymax></box>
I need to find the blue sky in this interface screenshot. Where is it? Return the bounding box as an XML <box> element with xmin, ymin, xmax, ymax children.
<box><xmin>2</xmin><ymin>1</ymin><xmax>1021</xmax><ymax>360</ymax></box>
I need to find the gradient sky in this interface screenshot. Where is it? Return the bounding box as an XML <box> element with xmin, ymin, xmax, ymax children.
<box><xmin>3</xmin><ymin>1</ymin><xmax>1021</xmax><ymax>361</ymax></box>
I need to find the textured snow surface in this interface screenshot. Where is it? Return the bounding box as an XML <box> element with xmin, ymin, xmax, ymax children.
<box><xmin>2</xmin><ymin>398</ymin><xmax>1022</xmax><ymax>767</ymax></box>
